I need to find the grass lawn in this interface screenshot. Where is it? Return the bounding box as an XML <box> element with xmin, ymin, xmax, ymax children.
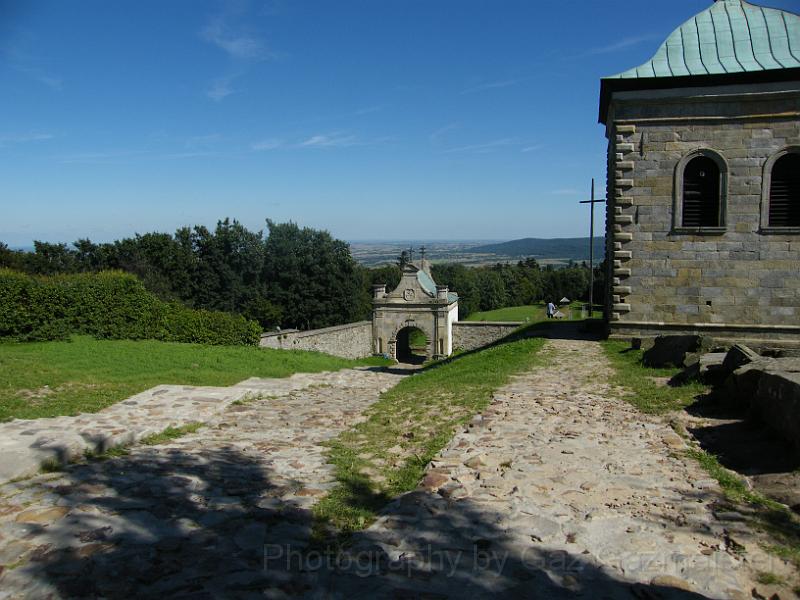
<box><xmin>466</xmin><ymin>302</ymin><xmax>602</xmax><ymax>323</ymax></box>
<box><xmin>600</xmin><ymin>340</ymin><xmax>707</xmax><ymax>414</ymax></box>
<box><xmin>0</xmin><ymin>336</ymin><xmax>388</xmax><ymax>422</ymax></box>
<box><xmin>313</xmin><ymin>333</ymin><xmax>546</xmax><ymax>537</ymax></box>
<box><xmin>408</xmin><ymin>329</ymin><xmax>428</xmax><ymax>350</ymax></box>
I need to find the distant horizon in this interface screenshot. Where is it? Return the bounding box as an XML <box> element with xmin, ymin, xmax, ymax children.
<box><xmin>0</xmin><ymin>219</ymin><xmax>604</xmax><ymax>248</ymax></box>
<box><xmin>6</xmin><ymin>234</ymin><xmax>606</xmax><ymax>251</ymax></box>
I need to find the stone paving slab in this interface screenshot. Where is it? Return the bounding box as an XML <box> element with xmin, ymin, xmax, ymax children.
<box><xmin>0</xmin><ymin>367</ymin><xmax>405</xmax><ymax>598</ymax></box>
<box><xmin>0</xmin><ymin>368</ymin><xmax>387</xmax><ymax>486</ymax></box>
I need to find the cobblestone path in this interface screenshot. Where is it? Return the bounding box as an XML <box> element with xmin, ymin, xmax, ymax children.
<box><xmin>0</xmin><ymin>370</ymin><xmax>403</xmax><ymax>485</ymax></box>
<box><xmin>318</xmin><ymin>339</ymin><xmax>775</xmax><ymax>599</ymax></box>
<box><xmin>0</xmin><ymin>368</ymin><xmax>404</xmax><ymax>599</ymax></box>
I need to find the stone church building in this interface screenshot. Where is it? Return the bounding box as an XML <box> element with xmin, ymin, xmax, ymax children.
<box><xmin>600</xmin><ymin>0</ymin><xmax>800</xmax><ymax>346</ymax></box>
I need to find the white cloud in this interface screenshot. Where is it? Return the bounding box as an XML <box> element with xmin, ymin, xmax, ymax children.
<box><xmin>55</xmin><ymin>150</ymin><xmax>149</xmax><ymax>164</ymax></box>
<box><xmin>5</xmin><ymin>44</ymin><xmax>63</xmax><ymax>90</ymax></box>
<box><xmin>521</xmin><ymin>144</ymin><xmax>543</xmax><ymax>153</ymax></box>
<box><xmin>251</xmin><ymin>138</ymin><xmax>283</xmax><ymax>151</ymax></box>
<box><xmin>354</xmin><ymin>105</ymin><xmax>383</xmax><ymax>116</ymax></box>
<box><xmin>429</xmin><ymin>123</ymin><xmax>459</xmax><ymax>145</ymax></box>
<box><xmin>159</xmin><ymin>151</ymin><xmax>219</xmax><ymax>160</ymax></box>
<box><xmin>55</xmin><ymin>148</ymin><xmax>223</xmax><ymax>164</ymax></box>
<box><xmin>13</xmin><ymin>65</ymin><xmax>63</xmax><ymax>90</ymax></box>
<box><xmin>200</xmin><ymin>19</ymin><xmax>271</xmax><ymax>61</ymax></box>
<box><xmin>0</xmin><ymin>132</ymin><xmax>55</xmax><ymax>147</ymax></box>
<box><xmin>443</xmin><ymin>138</ymin><xmax>516</xmax><ymax>154</ymax></box>
<box><xmin>206</xmin><ymin>76</ymin><xmax>237</xmax><ymax>102</ymax></box>
<box><xmin>186</xmin><ymin>133</ymin><xmax>222</xmax><ymax>148</ymax></box>
<box><xmin>299</xmin><ymin>133</ymin><xmax>358</xmax><ymax>148</ymax></box>
<box><xmin>200</xmin><ymin>10</ymin><xmax>275</xmax><ymax>102</ymax></box>
<box><xmin>585</xmin><ymin>34</ymin><xmax>662</xmax><ymax>56</ymax></box>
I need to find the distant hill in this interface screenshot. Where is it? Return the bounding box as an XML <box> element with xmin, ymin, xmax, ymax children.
<box><xmin>470</xmin><ymin>237</ymin><xmax>605</xmax><ymax>262</ymax></box>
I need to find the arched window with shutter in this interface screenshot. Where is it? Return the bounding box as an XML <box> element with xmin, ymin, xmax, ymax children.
<box><xmin>768</xmin><ymin>153</ymin><xmax>800</xmax><ymax>228</ymax></box>
<box><xmin>674</xmin><ymin>150</ymin><xmax>727</xmax><ymax>232</ymax></box>
<box><xmin>682</xmin><ymin>156</ymin><xmax>721</xmax><ymax>227</ymax></box>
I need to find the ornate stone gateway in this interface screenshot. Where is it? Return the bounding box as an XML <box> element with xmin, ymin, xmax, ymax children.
<box><xmin>372</xmin><ymin>260</ymin><xmax>458</xmax><ymax>362</ymax></box>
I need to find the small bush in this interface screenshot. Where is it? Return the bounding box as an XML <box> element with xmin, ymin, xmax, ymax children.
<box><xmin>0</xmin><ymin>269</ymin><xmax>261</xmax><ymax>346</ymax></box>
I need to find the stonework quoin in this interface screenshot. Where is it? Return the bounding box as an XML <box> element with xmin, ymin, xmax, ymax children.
<box><xmin>599</xmin><ymin>0</ymin><xmax>800</xmax><ymax>348</ymax></box>
<box><xmin>372</xmin><ymin>260</ymin><xmax>459</xmax><ymax>362</ymax></box>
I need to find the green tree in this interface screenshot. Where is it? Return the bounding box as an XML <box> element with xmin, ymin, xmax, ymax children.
<box><xmin>431</xmin><ymin>263</ymin><xmax>480</xmax><ymax>318</ymax></box>
<box><xmin>0</xmin><ymin>243</ymin><xmax>23</xmax><ymax>271</ymax></box>
<box><xmin>477</xmin><ymin>270</ymin><xmax>508</xmax><ymax>311</ymax></box>
<box><xmin>262</xmin><ymin>220</ymin><xmax>361</xmax><ymax>329</ymax></box>
<box><xmin>27</xmin><ymin>242</ymin><xmax>78</xmax><ymax>275</ymax></box>
<box><xmin>354</xmin><ymin>263</ymin><xmax>402</xmax><ymax>320</ymax></box>
<box><xmin>190</xmin><ymin>219</ymin><xmax>265</xmax><ymax>314</ymax></box>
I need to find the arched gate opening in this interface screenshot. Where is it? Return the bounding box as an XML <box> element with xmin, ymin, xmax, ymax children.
<box><xmin>395</xmin><ymin>326</ymin><xmax>429</xmax><ymax>364</ymax></box>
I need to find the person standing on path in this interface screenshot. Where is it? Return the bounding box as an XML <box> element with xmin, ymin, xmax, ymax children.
<box><xmin>546</xmin><ymin>301</ymin><xmax>556</xmax><ymax>319</ymax></box>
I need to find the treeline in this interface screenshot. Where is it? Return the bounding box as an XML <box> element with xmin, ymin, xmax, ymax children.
<box><xmin>0</xmin><ymin>220</ymin><xmax>363</xmax><ymax>330</ymax></box>
<box><xmin>1</xmin><ymin>219</ymin><xmax>604</xmax><ymax>330</ymax></box>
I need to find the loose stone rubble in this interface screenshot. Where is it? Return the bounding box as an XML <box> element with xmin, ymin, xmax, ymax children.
<box><xmin>0</xmin><ymin>368</ymin><xmax>403</xmax><ymax>598</ymax></box>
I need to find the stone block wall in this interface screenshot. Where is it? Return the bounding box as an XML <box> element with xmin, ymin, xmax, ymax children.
<box><xmin>451</xmin><ymin>322</ymin><xmax>522</xmax><ymax>352</ymax></box>
<box><xmin>261</xmin><ymin>321</ymin><xmax>525</xmax><ymax>359</ymax></box>
<box><xmin>260</xmin><ymin>321</ymin><xmax>372</xmax><ymax>359</ymax></box>
<box><xmin>605</xmin><ymin>83</ymin><xmax>800</xmax><ymax>345</ymax></box>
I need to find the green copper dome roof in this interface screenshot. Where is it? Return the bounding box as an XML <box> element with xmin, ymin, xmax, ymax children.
<box><xmin>416</xmin><ymin>269</ymin><xmax>437</xmax><ymax>296</ymax></box>
<box><xmin>606</xmin><ymin>0</ymin><xmax>800</xmax><ymax>79</ymax></box>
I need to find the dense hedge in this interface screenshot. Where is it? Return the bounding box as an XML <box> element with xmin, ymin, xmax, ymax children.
<box><xmin>0</xmin><ymin>269</ymin><xmax>262</xmax><ymax>345</ymax></box>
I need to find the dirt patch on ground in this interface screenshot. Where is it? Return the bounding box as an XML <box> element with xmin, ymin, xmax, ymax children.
<box><xmin>14</xmin><ymin>386</ymin><xmax>57</xmax><ymax>400</ymax></box>
<box><xmin>14</xmin><ymin>383</ymin><xmax>101</xmax><ymax>399</ymax></box>
<box><xmin>647</xmin><ymin>376</ymin><xmax>672</xmax><ymax>387</ymax></box>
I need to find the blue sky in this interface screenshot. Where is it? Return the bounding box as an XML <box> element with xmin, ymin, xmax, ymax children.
<box><xmin>2</xmin><ymin>0</ymin><xmax>798</xmax><ymax>246</ymax></box>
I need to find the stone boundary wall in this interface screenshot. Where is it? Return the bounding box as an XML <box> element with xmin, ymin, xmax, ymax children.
<box><xmin>260</xmin><ymin>321</ymin><xmax>372</xmax><ymax>359</ymax></box>
<box><xmin>452</xmin><ymin>321</ymin><xmax>522</xmax><ymax>352</ymax></box>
